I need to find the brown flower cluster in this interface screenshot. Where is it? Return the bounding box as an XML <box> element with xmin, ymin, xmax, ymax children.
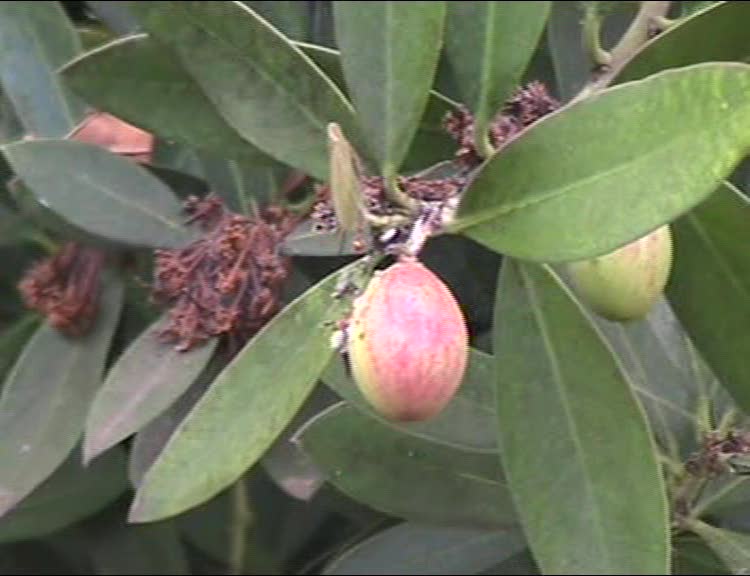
<box><xmin>152</xmin><ymin>195</ymin><xmax>297</xmax><ymax>352</ymax></box>
<box><xmin>18</xmin><ymin>242</ymin><xmax>105</xmax><ymax>337</ymax></box>
<box><xmin>685</xmin><ymin>429</ymin><xmax>750</xmax><ymax>477</ymax></box>
<box><xmin>443</xmin><ymin>80</ymin><xmax>560</xmax><ymax>167</ymax></box>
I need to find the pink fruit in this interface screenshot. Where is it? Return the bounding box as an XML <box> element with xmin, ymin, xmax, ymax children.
<box><xmin>348</xmin><ymin>259</ymin><xmax>469</xmax><ymax>422</ymax></box>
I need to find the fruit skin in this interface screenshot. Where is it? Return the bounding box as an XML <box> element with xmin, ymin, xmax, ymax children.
<box><xmin>566</xmin><ymin>225</ymin><xmax>674</xmax><ymax>322</ymax></box>
<box><xmin>348</xmin><ymin>259</ymin><xmax>469</xmax><ymax>422</ymax></box>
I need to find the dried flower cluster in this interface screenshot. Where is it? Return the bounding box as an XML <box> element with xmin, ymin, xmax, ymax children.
<box><xmin>152</xmin><ymin>195</ymin><xmax>297</xmax><ymax>352</ymax></box>
<box><xmin>443</xmin><ymin>80</ymin><xmax>559</xmax><ymax>167</ymax></box>
<box><xmin>685</xmin><ymin>429</ymin><xmax>750</xmax><ymax>477</ymax></box>
<box><xmin>18</xmin><ymin>242</ymin><xmax>105</xmax><ymax>337</ymax></box>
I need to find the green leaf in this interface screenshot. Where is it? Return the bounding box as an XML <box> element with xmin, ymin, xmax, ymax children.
<box><xmin>131</xmin><ymin>1</ymin><xmax>356</xmax><ymax>181</ymax></box>
<box><xmin>453</xmin><ymin>63</ymin><xmax>750</xmax><ymax>262</ymax></box>
<box><xmin>61</xmin><ymin>34</ymin><xmax>271</xmax><ymax>164</ymax></box>
<box><xmin>0</xmin><ymin>272</ymin><xmax>124</xmax><ymax>516</ymax></box>
<box><xmin>324</xmin><ymin>523</ymin><xmax>526</xmax><ymax>575</ymax></box>
<box><xmin>244</xmin><ymin>1</ymin><xmax>310</xmax><ymax>41</ymax></box>
<box><xmin>129</xmin><ymin>259</ymin><xmax>365</xmax><ymax>522</ymax></box>
<box><xmin>84</xmin><ymin>315</ymin><xmax>218</xmax><ymax>464</ymax></box>
<box><xmin>0</xmin><ymin>2</ymin><xmax>85</xmax><ymax>137</ymax></box>
<box><xmin>282</xmin><ymin>219</ymin><xmax>368</xmax><ymax>257</ymax></box>
<box><xmin>689</xmin><ymin>519</ymin><xmax>750</xmax><ymax>575</ymax></box>
<box><xmin>2</xmin><ymin>139</ymin><xmax>193</xmax><ymax>249</ymax></box>
<box><xmin>86</xmin><ymin>1</ymin><xmax>141</xmax><ymax>35</ymax></box>
<box><xmin>294</xmin><ymin>40</ymin><xmax>458</xmax><ymax>173</ymax></box>
<box><xmin>89</xmin><ymin>520</ymin><xmax>189</xmax><ymax>575</ymax></box>
<box><xmin>0</xmin><ymin>205</ymin><xmax>27</xmax><ymax>247</ymax></box>
<box><xmin>333</xmin><ymin>1</ymin><xmax>446</xmax><ymax>177</ymax></box>
<box><xmin>0</xmin><ymin>447</ymin><xmax>127</xmax><ymax>543</ymax></box>
<box><xmin>493</xmin><ymin>261</ymin><xmax>669</xmax><ymax>573</ymax></box>
<box><xmin>298</xmin><ymin>403</ymin><xmax>515</xmax><ymax>528</ymax></box>
<box><xmin>673</xmin><ymin>535</ymin><xmax>731</xmax><ymax>575</ymax></box>
<box><xmin>616</xmin><ymin>1</ymin><xmax>750</xmax><ymax>84</ymax></box>
<box><xmin>445</xmin><ymin>2</ymin><xmax>550</xmax><ymax>155</ymax></box>
<box><xmin>667</xmin><ymin>182</ymin><xmax>750</xmax><ymax>413</ymax></box>
<box><xmin>321</xmin><ymin>348</ymin><xmax>497</xmax><ymax>453</ymax></box>
<box><xmin>0</xmin><ymin>315</ymin><xmax>40</xmax><ymax>384</ymax></box>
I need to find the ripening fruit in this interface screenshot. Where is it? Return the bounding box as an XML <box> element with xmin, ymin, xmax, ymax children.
<box><xmin>348</xmin><ymin>259</ymin><xmax>469</xmax><ymax>422</ymax></box>
<box><xmin>566</xmin><ymin>225</ymin><xmax>673</xmax><ymax>322</ymax></box>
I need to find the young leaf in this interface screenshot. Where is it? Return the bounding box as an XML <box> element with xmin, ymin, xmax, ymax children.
<box><xmin>297</xmin><ymin>403</ymin><xmax>514</xmax><ymax>529</ymax></box>
<box><xmin>3</xmin><ymin>139</ymin><xmax>194</xmax><ymax>249</ymax></box>
<box><xmin>131</xmin><ymin>1</ymin><xmax>356</xmax><ymax>181</ymax></box>
<box><xmin>493</xmin><ymin>261</ymin><xmax>669</xmax><ymax>573</ymax></box>
<box><xmin>0</xmin><ymin>447</ymin><xmax>127</xmax><ymax>544</ymax></box>
<box><xmin>333</xmin><ymin>1</ymin><xmax>446</xmax><ymax>178</ymax></box>
<box><xmin>324</xmin><ymin>523</ymin><xmax>526</xmax><ymax>576</ymax></box>
<box><xmin>616</xmin><ymin>1</ymin><xmax>750</xmax><ymax>84</ymax></box>
<box><xmin>688</xmin><ymin>519</ymin><xmax>750</xmax><ymax>575</ymax></box>
<box><xmin>321</xmin><ymin>348</ymin><xmax>497</xmax><ymax>453</ymax></box>
<box><xmin>445</xmin><ymin>2</ymin><xmax>551</xmax><ymax>156</ymax></box>
<box><xmin>0</xmin><ymin>314</ymin><xmax>40</xmax><ymax>384</ymax></box>
<box><xmin>453</xmin><ymin>63</ymin><xmax>750</xmax><ymax>262</ymax></box>
<box><xmin>0</xmin><ymin>2</ymin><xmax>85</xmax><ymax>137</ymax></box>
<box><xmin>129</xmin><ymin>259</ymin><xmax>366</xmax><ymax>522</ymax></box>
<box><xmin>667</xmin><ymin>182</ymin><xmax>750</xmax><ymax>413</ymax></box>
<box><xmin>84</xmin><ymin>314</ymin><xmax>218</xmax><ymax>464</ymax></box>
<box><xmin>0</xmin><ymin>273</ymin><xmax>124</xmax><ymax>516</ymax></box>
<box><xmin>61</xmin><ymin>34</ymin><xmax>271</xmax><ymax>164</ymax></box>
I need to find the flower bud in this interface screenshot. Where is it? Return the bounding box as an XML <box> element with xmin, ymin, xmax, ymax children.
<box><xmin>348</xmin><ymin>259</ymin><xmax>469</xmax><ymax>421</ymax></box>
<box><xmin>566</xmin><ymin>225</ymin><xmax>673</xmax><ymax>322</ymax></box>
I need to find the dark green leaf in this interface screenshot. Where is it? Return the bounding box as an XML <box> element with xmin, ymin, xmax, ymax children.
<box><xmin>334</xmin><ymin>1</ymin><xmax>446</xmax><ymax>177</ymax></box>
<box><xmin>324</xmin><ymin>523</ymin><xmax>526</xmax><ymax>575</ymax></box>
<box><xmin>62</xmin><ymin>34</ymin><xmax>271</xmax><ymax>163</ymax></box>
<box><xmin>494</xmin><ymin>261</ymin><xmax>669</xmax><ymax>573</ymax></box>
<box><xmin>131</xmin><ymin>1</ymin><xmax>356</xmax><ymax>180</ymax></box>
<box><xmin>0</xmin><ymin>447</ymin><xmax>127</xmax><ymax>543</ymax></box>
<box><xmin>667</xmin><ymin>182</ymin><xmax>750</xmax><ymax>412</ymax></box>
<box><xmin>84</xmin><ymin>315</ymin><xmax>217</xmax><ymax>464</ymax></box>
<box><xmin>673</xmin><ymin>535</ymin><xmax>731</xmax><ymax>575</ymax></box>
<box><xmin>282</xmin><ymin>220</ymin><xmax>368</xmax><ymax>257</ymax></box>
<box><xmin>445</xmin><ymin>2</ymin><xmax>550</xmax><ymax>155</ymax></box>
<box><xmin>89</xmin><ymin>520</ymin><xmax>189</xmax><ymax>575</ymax></box>
<box><xmin>0</xmin><ymin>273</ymin><xmax>124</xmax><ymax>516</ymax></box>
<box><xmin>86</xmin><ymin>1</ymin><xmax>141</xmax><ymax>35</ymax></box>
<box><xmin>0</xmin><ymin>2</ymin><xmax>85</xmax><ymax>137</ymax></box>
<box><xmin>0</xmin><ymin>315</ymin><xmax>40</xmax><ymax>384</ymax></box>
<box><xmin>616</xmin><ymin>1</ymin><xmax>750</xmax><ymax>84</ymax></box>
<box><xmin>298</xmin><ymin>403</ymin><xmax>514</xmax><ymax>528</ymax></box>
<box><xmin>129</xmin><ymin>259</ymin><xmax>366</xmax><ymax>522</ymax></box>
<box><xmin>244</xmin><ymin>1</ymin><xmax>310</xmax><ymax>41</ymax></box>
<box><xmin>454</xmin><ymin>63</ymin><xmax>750</xmax><ymax>262</ymax></box>
<box><xmin>3</xmin><ymin>139</ymin><xmax>193</xmax><ymax>248</ymax></box>
<box><xmin>689</xmin><ymin>519</ymin><xmax>750</xmax><ymax>575</ymax></box>
<box><xmin>321</xmin><ymin>348</ymin><xmax>497</xmax><ymax>453</ymax></box>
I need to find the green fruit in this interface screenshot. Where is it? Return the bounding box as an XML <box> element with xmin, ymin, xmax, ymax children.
<box><xmin>566</xmin><ymin>225</ymin><xmax>673</xmax><ymax>322</ymax></box>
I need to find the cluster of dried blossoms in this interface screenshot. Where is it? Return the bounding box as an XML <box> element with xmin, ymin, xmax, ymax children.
<box><xmin>443</xmin><ymin>80</ymin><xmax>560</xmax><ymax>168</ymax></box>
<box><xmin>685</xmin><ymin>429</ymin><xmax>750</xmax><ymax>478</ymax></box>
<box><xmin>18</xmin><ymin>242</ymin><xmax>105</xmax><ymax>337</ymax></box>
<box><xmin>311</xmin><ymin>81</ymin><xmax>559</xmax><ymax>242</ymax></box>
<box><xmin>152</xmin><ymin>195</ymin><xmax>298</xmax><ymax>352</ymax></box>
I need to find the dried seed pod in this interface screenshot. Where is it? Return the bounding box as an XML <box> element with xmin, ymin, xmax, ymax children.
<box><xmin>566</xmin><ymin>225</ymin><xmax>673</xmax><ymax>322</ymax></box>
<box><xmin>348</xmin><ymin>259</ymin><xmax>469</xmax><ymax>421</ymax></box>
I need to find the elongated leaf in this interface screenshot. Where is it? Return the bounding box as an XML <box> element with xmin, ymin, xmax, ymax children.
<box><xmin>667</xmin><ymin>182</ymin><xmax>750</xmax><ymax>412</ymax></box>
<box><xmin>89</xmin><ymin>520</ymin><xmax>189</xmax><ymax>575</ymax></box>
<box><xmin>282</xmin><ymin>219</ymin><xmax>368</xmax><ymax>257</ymax></box>
<box><xmin>494</xmin><ymin>261</ymin><xmax>669</xmax><ymax>573</ymax></box>
<box><xmin>0</xmin><ymin>447</ymin><xmax>127</xmax><ymax>543</ymax></box>
<box><xmin>86</xmin><ymin>1</ymin><xmax>141</xmax><ymax>35</ymax></box>
<box><xmin>3</xmin><ymin>139</ymin><xmax>193</xmax><ymax>248</ymax></box>
<box><xmin>0</xmin><ymin>2</ymin><xmax>85</xmax><ymax>137</ymax></box>
<box><xmin>616</xmin><ymin>1</ymin><xmax>750</xmax><ymax>84</ymax></box>
<box><xmin>445</xmin><ymin>2</ymin><xmax>550</xmax><ymax>155</ymax></box>
<box><xmin>129</xmin><ymin>259</ymin><xmax>366</xmax><ymax>522</ymax></box>
<box><xmin>62</xmin><ymin>34</ymin><xmax>271</xmax><ymax>163</ymax></box>
<box><xmin>324</xmin><ymin>523</ymin><xmax>526</xmax><ymax>576</ymax></box>
<box><xmin>453</xmin><ymin>63</ymin><xmax>750</xmax><ymax>262</ymax></box>
<box><xmin>321</xmin><ymin>348</ymin><xmax>497</xmax><ymax>453</ymax></box>
<box><xmin>131</xmin><ymin>1</ymin><xmax>356</xmax><ymax>181</ymax></box>
<box><xmin>244</xmin><ymin>1</ymin><xmax>310</xmax><ymax>41</ymax></box>
<box><xmin>333</xmin><ymin>1</ymin><xmax>446</xmax><ymax>177</ymax></box>
<box><xmin>0</xmin><ymin>273</ymin><xmax>124</xmax><ymax>516</ymax></box>
<box><xmin>0</xmin><ymin>315</ymin><xmax>39</xmax><ymax>384</ymax></box>
<box><xmin>84</xmin><ymin>315</ymin><xmax>217</xmax><ymax>464</ymax></box>
<box><xmin>689</xmin><ymin>520</ymin><xmax>750</xmax><ymax>575</ymax></box>
<box><xmin>298</xmin><ymin>403</ymin><xmax>514</xmax><ymax>528</ymax></box>
<box><xmin>673</xmin><ymin>535</ymin><xmax>731</xmax><ymax>575</ymax></box>
<box><xmin>0</xmin><ymin>205</ymin><xmax>28</xmax><ymax>247</ymax></box>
